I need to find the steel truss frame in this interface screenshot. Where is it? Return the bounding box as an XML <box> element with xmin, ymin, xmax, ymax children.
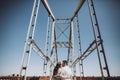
<box><xmin>19</xmin><ymin>0</ymin><xmax>55</xmax><ymax>80</ymax></box>
<box><xmin>19</xmin><ymin>0</ymin><xmax>110</xmax><ymax>80</ymax></box>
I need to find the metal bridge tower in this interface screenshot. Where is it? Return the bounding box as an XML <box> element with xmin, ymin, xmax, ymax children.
<box><xmin>19</xmin><ymin>0</ymin><xmax>110</xmax><ymax>80</ymax></box>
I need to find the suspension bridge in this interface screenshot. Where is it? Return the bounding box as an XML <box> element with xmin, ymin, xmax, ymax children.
<box><xmin>18</xmin><ymin>0</ymin><xmax>111</xmax><ymax>80</ymax></box>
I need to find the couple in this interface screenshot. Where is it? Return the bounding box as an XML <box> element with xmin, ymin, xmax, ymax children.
<box><xmin>52</xmin><ymin>60</ymin><xmax>73</xmax><ymax>80</ymax></box>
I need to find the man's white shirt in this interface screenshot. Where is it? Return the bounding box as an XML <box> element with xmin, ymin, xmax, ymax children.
<box><xmin>61</xmin><ymin>66</ymin><xmax>72</xmax><ymax>80</ymax></box>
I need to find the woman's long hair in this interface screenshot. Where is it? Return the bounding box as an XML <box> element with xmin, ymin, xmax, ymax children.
<box><xmin>53</xmin><ymin>62</ymin><xmax>61</xmax><ymax>75</ymax></box>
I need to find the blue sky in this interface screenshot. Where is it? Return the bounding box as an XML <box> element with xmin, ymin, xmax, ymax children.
<box><xmin>0</xmin><ymin>0</ymin><xmax>120</xmax><ymax>77</ymax></box>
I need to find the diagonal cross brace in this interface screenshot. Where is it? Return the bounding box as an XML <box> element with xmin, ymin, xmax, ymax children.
<box><xmin>72</xmin><ymin>40</ymin><xmax>102</xmax><ymax>66</ymax></box>
<box><xmin>31</xmin><ymin>40</ymin><xmax>55</xmax><ymax>66</ymax></box>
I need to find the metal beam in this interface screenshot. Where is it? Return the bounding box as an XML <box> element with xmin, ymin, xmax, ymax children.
<box><xmin>71</xmin><ymin>0</ymin><xmax>85</xmax><ymax>21</ymax></box>
<box><xmin>41</xmin><ymin>0</ymin><xmax>55</xmax><ymax>21</ymax></box>
<box><xmin>31</xmin><ymin>40</ymin><xmax>55</xmax><ymax>66</ymax></box>
<box><xmin>72</xmin><ymin>40</ymin><xmax>101</xmax><ymax>66</ymax></box>
<box><xmin>31</xmin><ymin>40</ymin><xmax>49</xmax><ymax>60</ymax></box>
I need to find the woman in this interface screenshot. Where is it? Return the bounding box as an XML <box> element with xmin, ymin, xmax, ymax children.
<box><xmin>52</xmin><ymin>62</ymin><xmax>62</xmax><ymax>80</ymax></box>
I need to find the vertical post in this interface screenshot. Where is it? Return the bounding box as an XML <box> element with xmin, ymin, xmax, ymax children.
<box><xmin>67</xmin><ymin>23</ymin><xmax>72</xmax><ymax>63</ymax></box>
<box><xmin>87</xmin><ymin>0</ymin><xmax>104</xmax><ymax>79</ymax></box>
<box><xmin>50</xmin><ymin>21</ymin><xmax>55</xmax><ymax>79</ymax></box>
<box><xmin>76</xmin><ymin>15</ymin><xmax>84</xmax><ymax>80</ymax></box>
<box><xmin>71</xmin><ymin>21</ymin><xmax>76</xmax><ymax>80</ymax></box>
<box><xmin>90</xmin><ymin>0</ymin><xmax>110</xmax><ymax>77</ymax></box>
<box><xmin>87</xmin><ymin>0</ymin><xmax>110</xmax><ymax>79</ymax></box>
<box><xmin>43</xmin><ymin>15</ymin><xmax>51</xmax><ymax>76</ymax></box>
<box><xmin>54</xmin><ymin>23</ymin><xmax>58</xmax><ymax>62</ymax></box>
<box><xmin>19</xmin><ymin>0</ymin><xmax>41</xmax><ymax>80</ymax></box>
<box><xmin>20</xmin><ymin>0</ymin><xmax>37</xmax><ymax>75</ymax></box>
<box><xmin>79</xmin><ymin>60</ymin><xmax>84</xmax><ymax>79</ymax></box>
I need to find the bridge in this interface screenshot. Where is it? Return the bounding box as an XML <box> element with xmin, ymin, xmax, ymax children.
<box><xmin>19</xmin><ymin>0</ymin><xmax>110</xmax><ymax>80</ymax></box>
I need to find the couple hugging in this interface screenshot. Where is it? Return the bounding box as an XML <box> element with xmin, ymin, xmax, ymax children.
<box><xmin>52</xmin><ymin>60</ymin><xmax>73</xmax><ymax>80</ymax></box>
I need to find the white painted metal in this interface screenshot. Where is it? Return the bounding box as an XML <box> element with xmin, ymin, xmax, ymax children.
<box><xmin>50</xmin><ymin>21</ymin><xmax>55</xmax><ymax>79</ymax></box>
<box><xmin>19</xmin><ymin>0</ymin><xmax>41</xmax><ymax>80</ymax></box>
<box><xmin>71</xmin><ymin>0</ymin><xmax>85</xmax><ymax>21</ymax></box>
<box><xmin>43</xmin><ymin>16</ymin><xmax>50</xmax><ymax>76</ymax></box>
<box><xmin>71</xmin><ymin>21</ymin><xmax>76</xmax><ymax>80</ymax></box>
<box><xmin>19</xmin><ymin>0</ymin><xmax>110</xmax><ymax>80</ymax></box>
<box><xmin>41</xmin><ymin>0</ymin><xmax>55</xmax><ymax>21</ymax></box>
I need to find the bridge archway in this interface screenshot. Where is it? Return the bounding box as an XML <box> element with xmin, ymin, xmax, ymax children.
<box><xmin>19</xmin><ymin>0</ymin><xmax>110</xmax><ymax>80</ymax></box>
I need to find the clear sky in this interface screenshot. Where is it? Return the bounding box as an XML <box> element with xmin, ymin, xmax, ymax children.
<box><xmin>0</xmin><ymin>0</ymin><xmax>120</xmax><ymax>77</ymax></box>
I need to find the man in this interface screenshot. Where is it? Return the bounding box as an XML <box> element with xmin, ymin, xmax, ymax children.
<box><xmin>61</xmin><ymin>60</ymin><xmax>73</xmax><ymax>80</ymax></box>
